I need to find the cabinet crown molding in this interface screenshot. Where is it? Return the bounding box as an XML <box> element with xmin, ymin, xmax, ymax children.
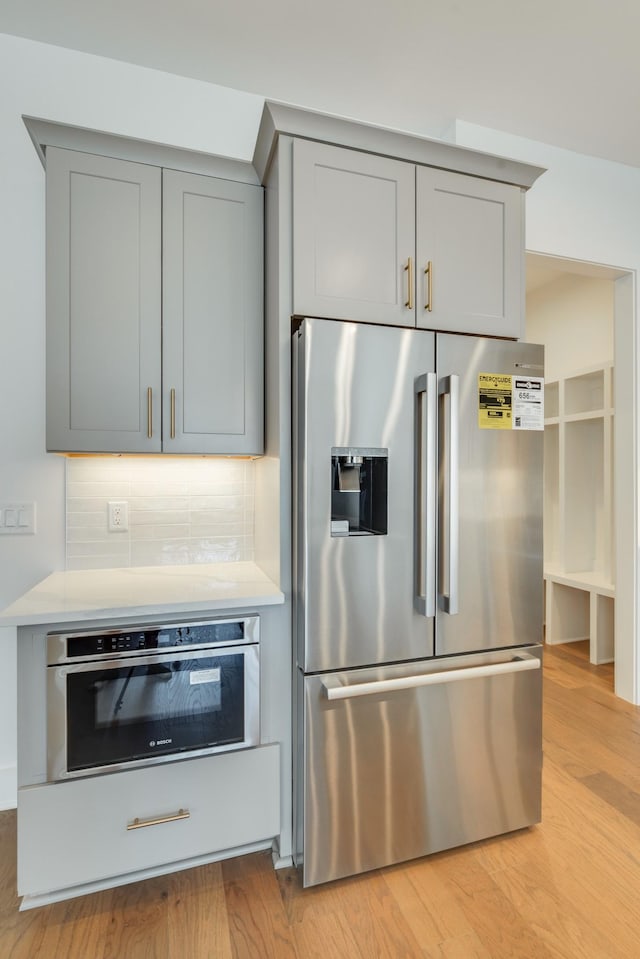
<box><xmin>23</xmin><ymin>115</ymin><xmax>260</xmax><ymax>186</ymax></box>
<box><xmin>253</xmin><ymin>100</ymin><xmax>545</xmax><ymax>190</ymax></box>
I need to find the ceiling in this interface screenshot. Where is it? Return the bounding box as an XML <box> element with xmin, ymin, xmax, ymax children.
<box><xmin>1</xmin><ymin>0</ymin><xmax>639</xmax><ymax>169</ymax></box>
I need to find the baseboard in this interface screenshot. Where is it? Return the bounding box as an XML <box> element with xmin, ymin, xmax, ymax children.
<box><xmin>0</xmin><ymin>764</ymin><xmax>17</xmax><ymax>811</ymax></box>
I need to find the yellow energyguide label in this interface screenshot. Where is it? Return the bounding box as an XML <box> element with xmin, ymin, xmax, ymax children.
<box><xmin>478</xmin><ymin>373</ymin><xmax>512</xmax><ymax>429</ymax></box>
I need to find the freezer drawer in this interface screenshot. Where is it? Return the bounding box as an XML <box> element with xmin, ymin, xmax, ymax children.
<box><xmin>299</xmin><ymin>646</ymin><xmax>542</xmax><ymax>887</ymax></box>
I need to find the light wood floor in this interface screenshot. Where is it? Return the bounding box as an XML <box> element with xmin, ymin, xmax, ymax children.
<box><xmin>2</xmin><ymin>641</ymin><xmax>640</xmax><ymax>958</ymax></box>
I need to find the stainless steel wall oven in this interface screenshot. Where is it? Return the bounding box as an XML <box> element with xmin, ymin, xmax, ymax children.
<box><xmin>46</xmin><ymin>616</ymin><xmax>260</xmax><ymax>781</ymax></box>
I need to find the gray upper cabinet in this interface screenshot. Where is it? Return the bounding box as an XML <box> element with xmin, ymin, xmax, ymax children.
<box><xmin>293</xmin><ymin>139</ymin><xmax>415</xmax><ymax>327</ymax></box>
<box><xmin>291</xmin><ymin>138</ymin><xmax>524</xmax><ymax>338</ymax></box>
<box><xmin>162</xmin><ymin>170</ymin><xmax>263</xmax><ymax>455</ymax></box>
<box><xmin>416</xmin><ymin>167</ymin><xmax>522</xmax><ymax>337</ymax></box>
<box><xmin>46</xmin><ymin>148</ymin><xmax>263</xmax><ymax>455</ymax></box>
<box><xmin>46</xmin><ymin>147</ymin><xmax>163</xmax><ymax>453</ymax></box>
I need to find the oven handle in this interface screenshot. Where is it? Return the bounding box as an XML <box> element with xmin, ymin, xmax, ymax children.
<box><xmin>127</xmin><ymin>808</ymin><xmax>190</xmax><ymax>831</ymax></box>
<box><xmin>322</xmin><ymin>653</ymin><xmax>540</xmax><ymax>701</ymax></box>
<box><xmin>52</xmin><ymin>642</ymin><xmax>257</xmax><ymax>676</ymax></box>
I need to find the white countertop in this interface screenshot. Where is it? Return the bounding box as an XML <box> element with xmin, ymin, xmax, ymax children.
<box><xmin>0</xmin><ymin>562</ymin><xmax>284</xmax><ymax>626</ymax></box>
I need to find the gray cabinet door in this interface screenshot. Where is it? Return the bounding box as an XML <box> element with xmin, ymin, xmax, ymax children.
<box><xmin>293</xmin><ymin>140</ymin><xmax>415</xmax><ymax>327</ymax></box>
<box><xmin>162</xmin><ymin>170</ymin><xmax>264</xmax><ymax>454</ymax></box>
<box><xmin>416</xmin><ymin>167</ymin><xmax>523</xmax><ymax>338</ymax></box>
<box><xmin>46</xmin><ymin>148</ymin><xmax>162</xmax><ymax>452</ymax></box>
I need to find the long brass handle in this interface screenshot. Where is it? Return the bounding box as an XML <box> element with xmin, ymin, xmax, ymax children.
<box><xmin>170</xmin><ymin>388</ymin><xmax>176</xmax><ymax>440</ymax></box>
<box><xmin>127</xmin><ymin>808</ymin><xmax>190</xmax><ymax>831</ymax></box>
<box><xmin>147</xmin><ymin>387</ymin><xmax>153</xmax><ymax>439</ymax></box>
<box><xmin>404</xmin><ymin>257</ymin><xmax>413</xmax><ymax>310</ymax></box>
<box><xmin>425</xmin><ymin>260</ymin><xmax>433</xmax><ymax>312</ymax></box>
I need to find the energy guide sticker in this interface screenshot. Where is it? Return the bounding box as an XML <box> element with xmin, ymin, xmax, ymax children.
<box><xmin>478</xmin><ymin>373</ymin><xmax>512</xmax><ymax>429</ymax></box>
<box><xmin>478</xmin><ymin>374</ymin><xmax>544</xmax><ymax>430</ymax></box>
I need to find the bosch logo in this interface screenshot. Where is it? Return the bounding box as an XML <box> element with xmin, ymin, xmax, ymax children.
<box><xmin>148</xmin><ymin>739</ymin><xmax>172</xmax><ymax>748</ymax></box>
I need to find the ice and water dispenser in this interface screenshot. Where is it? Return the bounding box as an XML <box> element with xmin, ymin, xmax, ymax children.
<box><xmin>330</xmin><ymin>448</ymin><xmax>388</xmax><ymax>536</ymax></box>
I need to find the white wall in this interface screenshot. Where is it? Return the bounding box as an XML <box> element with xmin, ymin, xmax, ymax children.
<box><xmin>0</xmin><ymin>33</ymin><xmax>263</xmax><ymax>809</ymax></box>
<box><xmin>455</xmin><ymin>121</ymin><xmax>638</xmax><ymax>704</ymax></box>
<box><xmin>526</xmin><ymin>274</ymin><xmax>614</xmax><ymax>382</ymax></box>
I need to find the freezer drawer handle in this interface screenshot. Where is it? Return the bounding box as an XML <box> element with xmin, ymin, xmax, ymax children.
<box><xmin>322</xmin><ymin>654</ymin><xmax>540</xmax><ymax>701</ymax></box>
<box><xmin>415</xmin><ymin>372</ymin><xmax>437</xmax><ymax>618</ymax></box>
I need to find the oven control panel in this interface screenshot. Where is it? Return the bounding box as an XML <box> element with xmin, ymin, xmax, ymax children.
<box><xmin>47</xmin><ymin>617</ymin><xmax>259</xmax><ymax>663</ymax></box>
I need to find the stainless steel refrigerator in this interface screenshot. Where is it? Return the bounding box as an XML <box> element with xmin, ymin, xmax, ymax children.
<box><xmin>293</xmin><ymin>316</ymin><xmax>544</xmax><ymax>887</ymax></box>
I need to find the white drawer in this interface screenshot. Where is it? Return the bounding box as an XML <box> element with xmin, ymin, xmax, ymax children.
<box><xmin>18</xmin><ymin>744</ymin><xmax>280</xmax><ymax>897</ymax></box>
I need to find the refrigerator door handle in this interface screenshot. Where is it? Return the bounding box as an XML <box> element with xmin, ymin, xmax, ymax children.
<box><xmin>439</xmin><ymin>373</ymin><xmax>459</xmax><ymax>615</ymax></box>
<box><xmin>322</xmin><ymin>653</ymin><xmax>540</xmax><ymax>701</ymax></box>
<box><xmin>415</xmin><ymin>372</ymin><xmax>437</xmax><ymax>618</ymax></box>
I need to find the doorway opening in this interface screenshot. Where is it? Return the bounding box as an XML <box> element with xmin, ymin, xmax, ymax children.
<box><xmin>526</xmin><ymin>251</ymin><xmax>635</xmax><ymax>701</ymax></box>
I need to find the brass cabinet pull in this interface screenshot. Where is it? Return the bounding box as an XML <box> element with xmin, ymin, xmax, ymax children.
<box><xmin>404</xmin><ymin>257</ymin><xmax>414</xmax><ymax>310</ymax></box>
<box><xmin>127</xmin><ymin>808</ymin><xmax>190</xmax><ymax>831</ymax></box>
<box><xmin>170</xmin><ymin>388</ymin><xmax>176</xmax><ymax>439</ymax></box>
<box><xmin>147</xmin><ymin>387</ymin><xmax>153</xmax><ymax>439</ymax></box>
<box><xmin>425</xmin><ymin>260</ymin><xmax>433</xmax><ymax>312</ymax></box>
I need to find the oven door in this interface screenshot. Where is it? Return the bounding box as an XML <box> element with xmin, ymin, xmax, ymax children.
<box><xmin>47</xmin><ymin>644</ymin><xmax>259</xmax><ymax>781</ymax></box>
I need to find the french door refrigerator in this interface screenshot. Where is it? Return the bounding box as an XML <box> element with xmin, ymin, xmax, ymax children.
<box><xmin>293</xmin><ymin>316</ymin><xmax>544</xmax><ymax>887</ymax></box>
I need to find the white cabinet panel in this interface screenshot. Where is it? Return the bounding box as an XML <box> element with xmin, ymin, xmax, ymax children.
<box><xmin>416</xmin><ymin>167</ymin><xmax>523</xmax><ymax>337</ymax></box>
<box><xmin>292</xmin><ymin>140</ymin><xmax>524</xmax><ymax>338</ymax></box>
<box><xmin>18</xmin><ymin>744</ymin><xmax>280</xmax><ymax>897</ymax></box>
<box><xmin>163</xmin><ymin>171</ymin><xmax>263</xmax><ymax>454</ymax></box>
<box><xmin>46</xmin><ymin>147</ymin><xmax>162</xmax><ymax>453</ymax></box>
<box><xmin>46</xmin><ymin>149</ymin><xmax>264</xmax><ymax>455</ymax></box>
<box><xmin>293</xmin><ymin>139</ymin><xmax>415</xmax><ymax>327</ymax></box>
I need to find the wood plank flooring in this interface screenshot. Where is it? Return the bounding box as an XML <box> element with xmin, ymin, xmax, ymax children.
<box><xmin>3</xmin><ymin>641</ymin><xmax>640</xmax><ymax>958</ymax></box>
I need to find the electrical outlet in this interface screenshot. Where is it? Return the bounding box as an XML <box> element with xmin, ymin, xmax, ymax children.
<box><xmin>108</xmin><ymin>501</ymin><xmax>129</xmax><ymax>532</ymax></box>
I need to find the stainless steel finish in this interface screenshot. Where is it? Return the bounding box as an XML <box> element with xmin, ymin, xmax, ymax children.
<box><xmin>46</xmin><ymin>643</ymin><xmax>260</xmax><ymax>781</ymax></box>
<box><xmin>435</xmin><ymin>335</ymin><xmax>544</xmax><ymax>657</ymax></box>
<box><xmin>46</xmin><ymin>615</ymin><xmax>260</xmax><ymax>665</ymax></box>
<box><xmin>301</xmin><ymin>645</ymin><xmax>542</xmax><ymax>887</ymax></box>
<box><xmin>294</xmin><ymin>318</ymin><xmax>435</xmax><ymax>673</ymax></box>
<box><xmin>293</xmin><ymin>320</ymin><xmax>543</xmax><ymax>888</ymax></box>
<box><xmin>414</xmin><ymin>372</ymin><xmax>436</xmax><ymax>617</ymax></box>
<box><xmin>332</xmin><ymin>446</ymin><xmax>386</xmax><ymax>457</ymax></box>
<box><xmin>337</xmin><ymin>461</ymin><xmax>361</xmax><ymax>492</ymax></box>
<box><xmin>127</xmin><ymin>808</ymin><xmax>190</xmax><ymax>831</ymax></box>
<box><xmin>322</xmin><ymin>650</ymin><xmax>540</xmax><ymax>699</ymax></box>
<box><xmin>438</xmin><ymin>373</ymin><xmax>459</xmax><ymax>615</ymax></box>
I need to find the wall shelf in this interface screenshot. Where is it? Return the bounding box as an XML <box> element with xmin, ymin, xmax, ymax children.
<box><xmin>543</xmin><ymin>362</ymin><xmax>614</xmax><ymax>665</ymax></box>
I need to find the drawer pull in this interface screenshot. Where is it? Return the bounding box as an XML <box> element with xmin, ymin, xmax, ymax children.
<box><xmin>127</xmin><ymin>807</ymin><xmax>190</xmax><ymax>831</ymax></box>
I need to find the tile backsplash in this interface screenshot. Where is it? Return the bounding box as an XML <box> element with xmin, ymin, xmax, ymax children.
<box><xmin>66</xmin><ymin>457</ymin><xmax>255</xmax><ymax>570</ymax></box>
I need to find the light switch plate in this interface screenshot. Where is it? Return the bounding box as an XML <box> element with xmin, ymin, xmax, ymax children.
<box><xmin>0</xmin><ymin>502</ymin><xmax>36</xmax><ymax>535</ymax></box>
